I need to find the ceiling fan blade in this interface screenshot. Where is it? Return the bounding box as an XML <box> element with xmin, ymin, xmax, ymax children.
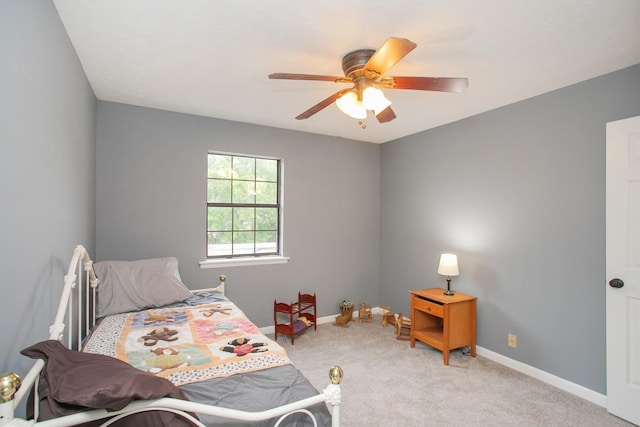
<box><xmin>295</xmin><ymin>90</ymin><xmax>348</xmax><ymax>120</ymax></box>
<box><xmin>269</xmin><ymin>73</ymin><xmax>351</xmax><ymax>83</ymax></box>
<box><xmin>375</xmin><ymin>106</ymin><xmax>397</xmax><ymax>123</ymax></box>
<box><xmin>364</xmin><ymin>37</ymin><xmax>417</xmax><ymax>76</ymax></box>
<box><xmin>382</xmin><ymin>76</ymin><xmax>469</xmax><ymax>93</ymax></box>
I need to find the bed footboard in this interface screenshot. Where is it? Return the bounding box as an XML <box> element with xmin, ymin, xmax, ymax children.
<box><xmin>0</xmin><ymin>366</ymin><xmax>342</xmax><ymax>427</ymax></box>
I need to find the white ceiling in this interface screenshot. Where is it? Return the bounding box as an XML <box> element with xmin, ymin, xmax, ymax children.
<box><xmin>52</xmin><ymin>0</ymin><xmax>640</xmax><ymax>144</ymax></box>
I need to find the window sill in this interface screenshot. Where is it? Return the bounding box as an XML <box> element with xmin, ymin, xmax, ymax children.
<box><xmin>199</xmin><ymin>256</ymin><xmax>290</xmax><ymax>269</ymax></box>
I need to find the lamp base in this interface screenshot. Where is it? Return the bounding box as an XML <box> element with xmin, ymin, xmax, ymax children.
<box><xmin>443</xmin><ymin>277</ymin><xmax>454</xmax><ymax>295</ymax></box>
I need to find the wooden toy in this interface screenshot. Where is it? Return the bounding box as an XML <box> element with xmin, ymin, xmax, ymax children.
<box><xmin>395</xmin><ymin>313</ymin><xmax>411</xmax><ymax>341</ymax></box>
<box><xmin>334</xmin><ymin>301</ymin><xmax>353</xmax><ymax>327</ymax></box>
<box><xmin>358</xmin><ymin>302</ymin><xmax>372</xmax><ymax>323</ymax></box>
<box><xmin>274</xmin><ymin>292</ymin><xmax>317</xmax><ymax>345</ymax></box>
<box><xmin>380</xmin><ymin>305</ymin><xmax>396</xmax><ymax>327</ymax></box>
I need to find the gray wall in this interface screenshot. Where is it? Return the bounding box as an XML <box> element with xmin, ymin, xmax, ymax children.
<box><xmin>380</xmin><ymin>64</ymin><xmax>640</xmax><ymax>394</ymax></box>
<box><xmin>0</xmin><ymin>0</ymin><xmax>96</xmax><ymax>391</ymax></box>
<box><xmin>95</xmin><ymin>102</ymin><xmax>380</xmax><ymax>327</ymax></box>
<box><xmin>3</xmin><ymin>0</ymin><xmax>638</xmax><ymax>402</ymax></box>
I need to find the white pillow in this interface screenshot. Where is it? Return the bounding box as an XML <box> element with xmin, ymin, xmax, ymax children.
<box><xmin>94</xmin><ymin>257</ymin><xmax>193</xmax><ymax>318</ymax></box>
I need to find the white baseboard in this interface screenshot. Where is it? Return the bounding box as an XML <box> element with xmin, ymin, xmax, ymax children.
<box><xmin>260</xmin><ymin>324</ymin><xmax>274</xmax><ymax>334</ymax></box>
<box><xmin>476</xmin><ymin>346</ymin><xmax>607</xmax><ymax>408</ymax></box>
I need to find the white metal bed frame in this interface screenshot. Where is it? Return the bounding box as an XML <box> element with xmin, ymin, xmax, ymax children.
<box><xmin>0</xmin><ymin>245</ymin><xmax>342</xmax><ymax>427</ymax></box>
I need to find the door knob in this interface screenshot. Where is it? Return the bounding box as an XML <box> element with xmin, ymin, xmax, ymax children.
<box><xmin>609</xmin><ymin>278</ymin><xmax>624</xmax><ymax>288</ymax></box>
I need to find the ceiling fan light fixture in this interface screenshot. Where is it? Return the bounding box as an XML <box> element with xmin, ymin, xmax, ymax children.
<box><xmin>362</xmin><ymin>86</ymin><xmax>392</xmax><ymax>115</ymax></box>
<box><xmin>335</xmin><ymin>91</ymin><xmax>367</xmax><ymax>119</ymax></box>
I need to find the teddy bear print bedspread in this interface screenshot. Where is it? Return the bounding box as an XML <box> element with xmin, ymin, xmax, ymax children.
<box><xmin>83</xmin><ymin>300</ymin><xmax>291</xmax><ymax>386</ymax></box>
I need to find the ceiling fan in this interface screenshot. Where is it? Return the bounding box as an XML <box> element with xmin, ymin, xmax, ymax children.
<box><xmin>269</xmin><ymin>37</ymin><xmax>468</xmax><ymax>124</ymax></box>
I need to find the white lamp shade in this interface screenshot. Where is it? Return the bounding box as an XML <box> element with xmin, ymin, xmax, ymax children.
<box><xmin>335</xmin><ymin>91</ymin><xmax>367</xmax><ymax>119</ymax></box>
<box><xmin>362</xmin><ymin>86</ymin><xmax>392</xmax><ymax>114</ymax></box>
<box><xmin>438</xmin><ymin>253</ymin><xmax>459</xmax><ymax>276</ymax></box>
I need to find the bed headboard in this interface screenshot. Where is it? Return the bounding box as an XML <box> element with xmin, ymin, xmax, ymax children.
<box><xmin>55</xmin><ymin>245</ymin><xmax>99</xmax><ymax>350</ymax></box>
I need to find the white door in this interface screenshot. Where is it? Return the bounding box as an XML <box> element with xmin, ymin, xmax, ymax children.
<box><xmin>606</xmin><ymin>115</ymin><xmax>640</xmax><ymax>425</ymax></box>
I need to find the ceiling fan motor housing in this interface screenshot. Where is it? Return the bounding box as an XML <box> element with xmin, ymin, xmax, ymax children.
<box><xmin>342</xmin><ymin>49</ymin><xmax>375</xmax><ymax>78</ymax></box>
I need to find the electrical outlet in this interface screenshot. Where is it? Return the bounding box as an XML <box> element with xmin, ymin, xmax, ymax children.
<box><xmin>508</xmin><ymin>333</ymin><xmax>517</xmax><ymax>348</ymax></box>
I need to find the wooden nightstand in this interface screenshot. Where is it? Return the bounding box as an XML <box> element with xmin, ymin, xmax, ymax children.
<box><xmin>409</xmin><ymin>288</ymin><xmax>477</xmax><ymax>365</ymax></box>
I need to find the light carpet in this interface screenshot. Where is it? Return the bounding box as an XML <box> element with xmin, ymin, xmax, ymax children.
<box><xmin>269</xmin><ymin>315</ymin><xmax>634</xmax><ymax>427</ymax></box>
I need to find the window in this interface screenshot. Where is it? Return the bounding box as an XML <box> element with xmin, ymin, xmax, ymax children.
<box><xmin>207</xmin><ymin>153</ymin><xmax>281</xmax><ymax>259</ymax></box>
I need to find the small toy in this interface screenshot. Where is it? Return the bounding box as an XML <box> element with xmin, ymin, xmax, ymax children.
<box><xmin>358</xmin><ymin>302</ymin><xmax>372</xmax><ymax>323</ymax></box>
<box><xmin>339</xmin><ymin>300</ymin><xmax>353</xmax><ymax>310</ymax></box>
<box><xmin>395</xmin><ymin>313</ymin><xmax>411</xmax><ymax>341</ymax></box>
<box><xmin>334</xmin><ymin>311</ymin><xmax>351</xmax><ymax>327</ymax></box>
<box><xmin>380</xmin><ymin>305</ymin><xmax>396</xmax><ymax>327</ymax></box>
<box><xmin>298</xmin><ymin>316</ymin><xmax>311</xmax><ymax>326</ymax></box>
<box><xmin>334</xmin><ymin>301</ymin><xmax>354</xmax><ymax>327</ymax></box>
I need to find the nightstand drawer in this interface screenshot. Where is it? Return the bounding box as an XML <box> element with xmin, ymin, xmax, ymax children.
<box><xmin>412</xmin><ymin>297</ymin><xmax>444</xmax><ymax>317</ymax></box>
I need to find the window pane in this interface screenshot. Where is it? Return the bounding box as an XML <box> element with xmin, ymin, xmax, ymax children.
<box><xmin>233</xmin><ymin>207</ymin><xmax>255</xmax><ymax>231</ymax></box>
<box><xmin>208</xmin><ymin>155</ymin><xmax>232</xmax><ymax>179</ymax></box>
<box><xmin>208</xmin><ymin>231</ymin><xmax>232</xmax><ymax>257</ymax></box>
<box><xmin>208</xmin><ymin>179</ymin><xmax>231</xmax><ymax>203</ymax></box>
<box><xmin>207</xmin><ymin>207</ymin><xmax>232</xmax><ymax>231</ymax></box>
<box><xmin>232</xmin><ymin>180</ymin><xmax>255</xmax><ymax>204</ymax></box>
<box><xmin>256</xmin><ymin>158</ymin><xmax>277</xmax><ymax>182</ymax></box>
<box><xmin>233</xmin><ymin>231</ymin><xmax>255</xmax><ymax>255</ymax></box>
<box><xmin>233</xmin><ymin>157</ymin><xmax>255</xmax><ymax>180</ymax></box>
<box><xmin>256</xmin><ymin>182</ymin><xmax>277</xmax><ymax>204</ymax></box>
<box><xmin>256</xmin><ymin>231</ymin><xmax>277</xmax><ymax>254</ymax></box>
<box><xmin>256</xmin><ymin>208</ymin><xmax>276</xmax><ymax>230</ymax></box>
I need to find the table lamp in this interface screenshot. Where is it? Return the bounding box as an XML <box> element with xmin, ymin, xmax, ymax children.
<box><xmin>438</xmin><ymin>253</ymin><xmax>459</xmax><ymax>295</ymax></box>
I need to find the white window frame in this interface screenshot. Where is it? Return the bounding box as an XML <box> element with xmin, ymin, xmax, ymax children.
<box><xmin>200</xmin><ymin>151</ymin><xmax>289</xmax><ymax>269</ymax></box>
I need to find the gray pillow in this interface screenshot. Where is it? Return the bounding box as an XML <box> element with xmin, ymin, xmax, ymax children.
<box><xmin>94</xmin><ymin>257</ymin><xmax>193</xmax><ymax>317</ymax></box>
